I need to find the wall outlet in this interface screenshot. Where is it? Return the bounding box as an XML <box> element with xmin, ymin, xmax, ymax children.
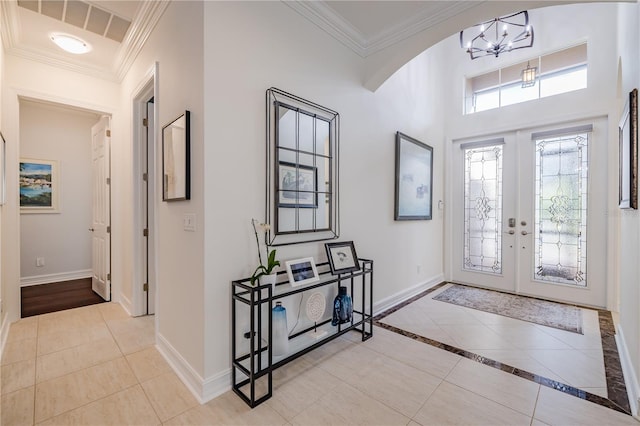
<box><xmin>36</xmin><ymin>257</ymin><xmax>45</xmax><ymax>267</ymax></box>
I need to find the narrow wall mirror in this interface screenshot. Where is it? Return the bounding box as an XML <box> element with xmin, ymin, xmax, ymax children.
<box><xmin>266</xmin><ymin>88</ymin><xmax>339</xmax><ymax>246</ymax></box>
<box><xmin>162</xmin><ymin>110</ymin><xmax>190</xmax><ymax>201</ymax></box>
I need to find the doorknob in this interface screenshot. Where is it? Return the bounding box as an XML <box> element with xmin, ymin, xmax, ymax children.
<box><xmin>521</xmin><ymin>230</ymin><xmax>529</xmax><ymax>235</ymax></box>
<box><xmin>88</xmin><ymin>228</ymin><xmax>95</xmax><ymax>232</ymax></box>
<box><xmin>504</xmin><ymin>230</ymin><xmax>515</xmax><ymax>235</ymax></box>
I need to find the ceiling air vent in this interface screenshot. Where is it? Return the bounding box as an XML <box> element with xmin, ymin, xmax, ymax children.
<box><xmin>17</xmin><ymin>0</ymin><xmax>131</xmax><ymax>43</ymax></box>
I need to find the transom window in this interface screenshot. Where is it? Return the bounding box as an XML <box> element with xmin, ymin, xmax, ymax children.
<box><xmin>465</xmin><ymin>43</ymin><xmax>587</xmax><ymax>114</ymax></box>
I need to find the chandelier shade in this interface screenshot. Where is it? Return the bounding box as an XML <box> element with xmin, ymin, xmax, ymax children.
<box><xmin>460</xmin><ymin>11</ymin><xmax>534</xmax><ymax>60</ymax></box>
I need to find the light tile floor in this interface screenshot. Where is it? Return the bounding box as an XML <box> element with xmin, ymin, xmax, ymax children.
<box><xmin>1</xmin><ymin>302</ymin><xmax>638</xmax><ymax>425</ymax></box>
<box><xmin>379</xmin><ymin>284</ymin><xmax>609</xmax><ymax>397</ymax></box>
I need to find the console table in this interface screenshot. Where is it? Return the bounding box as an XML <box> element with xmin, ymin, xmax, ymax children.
<box><xmin>231</xmin><ymin>258</ymin><xmax>373</xmax><ymax>407</ymax></box>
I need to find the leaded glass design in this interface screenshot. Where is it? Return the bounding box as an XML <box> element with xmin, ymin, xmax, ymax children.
<box><xmin>464</xmin><ymin>145</ymin><xmax>503</xmax><ymax>273</ymax></box>
<box><xmin>534</xmin><ymin>132</ymin><xmax>589</xmax><ymax>286</ymax></box>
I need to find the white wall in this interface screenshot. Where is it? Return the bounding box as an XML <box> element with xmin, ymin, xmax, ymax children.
<box><xmin>19</xmin><ymin>101</ymin><xmax>99</xmax><ymax>282</ymax></box>
<box><xmin>0</xmin><ymin>24</ymin><xmax>6</xmax><ymax>349</ymax></box>
<box><xmin>202</xmin><ymin>0</ymin><xmax>444</xmax><ymax>395</ymax></box>
<box><xmin>118</xmin><ymin>0</ymin><xmax>205</xmax><ymax>386</ymax></box>
<box><xmin>616</xmin><ymin>1</ymin><xmax>640</xmax><ymax>414</ymax></box>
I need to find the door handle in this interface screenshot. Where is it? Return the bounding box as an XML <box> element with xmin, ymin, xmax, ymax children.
<box><xmin>521</xmin><ymin>230</ymin><xmax>530</xmax><ymax>235</ymax></box>
<box><xmin>88</xmin><ymin>228</ymin><xmax>95</xmax><ymax>232</ymax></box>
<box><xmin>504</xmin><ymin>230</ymin><xmax>515</xmax><ymax>235</ymax></box>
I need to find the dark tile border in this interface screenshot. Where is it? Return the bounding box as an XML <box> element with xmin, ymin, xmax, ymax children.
<box><xmin>373</xmin><ymin>282</ymin><xmax>632</xmax><ymax>416</ymax></box>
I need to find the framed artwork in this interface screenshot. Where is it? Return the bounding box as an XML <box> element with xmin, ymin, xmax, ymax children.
<box><xmin>285</xmin><ymin>257</ymin><xmax>320</xmax><ymax>287</ymax></box>
<box><xmin>163</xmin><ymin>110</ymin><xmax>191</xmax><ymax>201</ymax></box>
<box><xmin>395</xmin><ymin>132</ymin><xmax>433</xmax><ymax>220</ymax></box>
<box><xmin>325</xmin><ymin>241</ymin><xmax>360</xmax><ymax>275</ymax></box>
<box><xmin>278</xmin><ymin>161</ymin><xmax>317</xmax><ymax>208</ymax></box>
<box><xmin>619</xmin><ymin>89</ymin><xmax>638</xmax><ymax>209</ymax></box>
<box><xmin>0</xmin><ymin>132</ymin><xmax>5</xmax><ymax>206</ymax></box>
<box><xmin>19</xmin><ymin>158</ymin><xmax>59</xmax><ymax>213</ymax></box>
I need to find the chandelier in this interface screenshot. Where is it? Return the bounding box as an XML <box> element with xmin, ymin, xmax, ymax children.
<box><xmin>460</xmin><ymin>11</ymin><xmax>534</xmax><ymax>60</ymax></box>
<box><xmin>521</xmin><ymin>61</ymin><xmax>537</xmax><ymax>88</ymax></box>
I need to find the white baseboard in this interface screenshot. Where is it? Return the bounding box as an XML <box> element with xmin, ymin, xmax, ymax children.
<box><xmin>0</xmin><ymin>312</ymin><xmax>10</xmax><ymax>360</ymax></box>
<box><xmin>156</xmin><ymin>333</ymin><xmax>230</xmax><ymax>405</ymax></box>
<box><xmin>373</xmin><ymin>273</ymin><xmax>445</xmax><ymax>315</ymax></box>
<box><xmin>615</xmin><ymin>326</ymin><xmax>639</xmax><ymax>416</ymax></box>
<box><xmin>119</xmin><ymin>293</ymin><xmax>133</xmax><ymax>316</ymax></box>
<box><xmin>20</xmin><ymin>269</ymin><xmax>92</xmax><ymax>287</ymax></box>
<box><xmin>152</xmin><ymin>275</ymin><xmax>444</xmax><ymax>407</ymax></box>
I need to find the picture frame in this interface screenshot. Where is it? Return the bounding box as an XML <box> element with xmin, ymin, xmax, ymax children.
<box><xmin>285</xmin><ymin>257</ymin><xmax>320</xmax><ymax>287</ymax></box>
<box><xmin>619</xmin><ymin>89</ymin><xmax>638</xmax><ymax>209</ymax></box>
<box><xmin>278</xmin><ymin>161</ymin><xmax>318</xmax><ymax>208</ymax></box>
<box><xmin>162</xmin><ymin>110</ymin><xmax>191</xmax><ymax>201</ymax></box>
<box><xmin>325</xmin><ymin>241</ymin><xmax>360</xmax><ymax>275</ymax></box>
<box><xmin>19</xmin><ymin>158</ymin><xmax>60</xmax><ymax>213</ymax></box>
<box><xmin>395</xmin><ymin>132</ymin><xmax>433</xmax><ymax>220</ymax></box>
<box><xmin>0</xmin><ymin>132</ymin><xmax>5</xmax><ymax>206</ymax></box>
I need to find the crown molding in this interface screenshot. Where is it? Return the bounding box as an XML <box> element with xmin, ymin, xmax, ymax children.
<box><xmin>284</xmin><ymin>1</ymin><xmax>368</xmax><ymax>57</ymax></box>
<box><xmin>1</xmin><ymin>0</ymin><xmax>20</xmax><ymax>51</ymax></box>
<box><xmin>1</xmin><ymin>0</ymin><xmax>169</xmax><ymax>83</ymax></box>
<box><xmin>285</xmin><ymin>1</ymin><xmax>482</xmax><ymax>57</ymax></box>
<box><xmin>5</xmin><ymin>44</ymin><xmax>119</xmax><ymax>81</ymax></box>
<box><xmin>366</xmin><ymin>2</ymin><xmax>481</xmax><ymax>54</ymax></box>
<box><xmin>114</xmin><ymin>0</ymin><xmax>170</xmax><ymax>81</ymax></box>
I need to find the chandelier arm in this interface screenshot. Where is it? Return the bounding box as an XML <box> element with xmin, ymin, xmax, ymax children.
<box><xmin>497</xmin><ymin>10</ymin><xmax>529</xmax><ymax>23</ymax></box>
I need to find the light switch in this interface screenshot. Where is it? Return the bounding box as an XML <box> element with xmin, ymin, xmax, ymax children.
<box><xmin>183</xmin><ymin>213</ymin><xmax>196</xmax><ymax>232</ymax></box>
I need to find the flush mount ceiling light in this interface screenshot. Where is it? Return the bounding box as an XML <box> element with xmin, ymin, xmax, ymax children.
<box><xmin>460</xmin><ymin>11</ymin><xmax>534</xmax><ymax>60</ymax></box>
<box><xmin>49</xmin><ymin>33</ymin><xmax>92</xmax><ymax>54</ymax></box>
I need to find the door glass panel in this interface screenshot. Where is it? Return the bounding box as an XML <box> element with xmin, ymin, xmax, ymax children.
<box><xmin>464</xmin><ymin>145</ymin><xmax>503</xmax><ymax>273</ymax></box>
<box><xmin>534</xmin><ymin>132</ymin><xmax>588</xmax><ymax>286</ymax></box>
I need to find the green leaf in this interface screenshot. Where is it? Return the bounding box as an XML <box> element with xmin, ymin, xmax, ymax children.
<box><xmin>250</xmin><ymin>265</ymin><xmax>268</xmax><ymax>286</ymax></box>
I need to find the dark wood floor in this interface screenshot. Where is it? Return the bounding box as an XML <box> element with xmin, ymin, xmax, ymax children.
<box><xmin>21</xmin><ymin>278</ymin><xmax>106</xmax><ymax>318</ymax></box>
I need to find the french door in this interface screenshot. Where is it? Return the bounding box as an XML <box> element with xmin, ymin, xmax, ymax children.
<box><xmin>450</xmin><ymin>119</ymin><xmax>608</xmax><ymax>307</ymax></box>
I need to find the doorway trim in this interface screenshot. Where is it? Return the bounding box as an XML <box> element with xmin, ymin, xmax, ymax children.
<box><xmin>131</xmin><ymin>63</ymin><xmax>158</xmax><ymax>317</ymax></box>
<box><xmin>4</xmin><ymin>88</ymin><xmax>114</xmax><ymax>325</ymax></box>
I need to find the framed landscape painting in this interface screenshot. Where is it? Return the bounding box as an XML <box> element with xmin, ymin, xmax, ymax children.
<box><xmin>619</xmin><ymin>88</ymin><xmax>638</xmax><ymax>209</ymax></box>
<box><xmin>394</xmin><ymin>132</ymin><xmax>433</xmax><ymax>220</ymax></box>
<box><xmin>20</xmin><ymin>159</ymin><xmax>59</xmax><ymax>213</ymax></box>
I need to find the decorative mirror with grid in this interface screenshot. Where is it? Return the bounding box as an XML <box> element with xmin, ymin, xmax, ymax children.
<box><xmin>266</xmin><ymin>88</ymin><xmax>339</xmax><ymax>246</ymax></box>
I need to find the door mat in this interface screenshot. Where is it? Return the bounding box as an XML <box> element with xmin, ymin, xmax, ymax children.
<box><xmin>433</xmin><ymin>284</ymin><xmax>583</xmax><ymax>334</ymax></box>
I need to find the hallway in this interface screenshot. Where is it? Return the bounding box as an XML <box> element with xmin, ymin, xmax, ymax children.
<box><xmin>2</xmin><ymin>302</ymin><xmax>637</xmax><ymax>425</ymax></box>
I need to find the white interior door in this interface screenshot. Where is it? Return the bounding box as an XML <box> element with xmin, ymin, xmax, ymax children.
<box><xmin>450</xmin><ymin>119</ymin><xmax>608</xmax><ymax>307</ymax></box>
<box><xmin>91</xmin><ymin>116</ymin><xmax>111</xmax><ymax>301</ymax></box>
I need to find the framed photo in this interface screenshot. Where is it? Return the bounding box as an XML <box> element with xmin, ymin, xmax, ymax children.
<box><xmin>278</xmin><ymin>162</ymin><xmax>317</xmax><ymax>208</ymax></box>
<box><xmin>0</xmin><ymin>132</ymin><xmax>5</xmax><ymax>206</ymax></box>
<box><xmin>619</xmin><ymin>89</ymin><xmax>638</xmax><ymax>209</ymax></box>
<box><xmin>395</xmin><ymin>132</ymin><xmax>433</xmax><ymax>220</ymax></box>
<box><xmin>285</xmin><ymin>257</ymin><xmax>320</xmax><ymax>287</ymax></box>
<box><xmin>325</xmin><ymin>241</ymin><xmax>360</xmax><ymax>275</ymax></box>
<box><xmin>19</xmin><ymin>158</ymin><xmax>59</xmax><ymax>213</ymax></box>
<box><xmin>163</xmin><ymin>111</ymin><xmax>190</xmax><ymax>201</ymax></box>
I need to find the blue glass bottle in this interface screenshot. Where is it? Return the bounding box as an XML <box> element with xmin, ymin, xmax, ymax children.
<box><xmin>332</xmin><ymin>286</ymin><xmax>353</xmax><ymax>326</ymax></box>
<box><xmin>272</xmin><ymin>301</ymin><xmax>289</xmax><ymax>356</ymax></box>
